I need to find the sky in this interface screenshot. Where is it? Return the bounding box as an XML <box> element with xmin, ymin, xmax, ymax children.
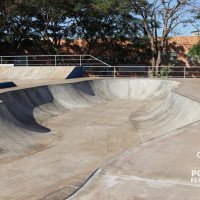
<box><xmin>174</xmin><ymin>23</ymin><xmax>199</xmax><ymax>36</ymax></box>
<box><xmin>150</xmin><ymin>16</ymin><xmax>199</xmax><ymax>37</ymax></box>
<box><xmin>148</xmin><ymin>0</ymin><xmax>200</xmax><ymax>37</ymax></box>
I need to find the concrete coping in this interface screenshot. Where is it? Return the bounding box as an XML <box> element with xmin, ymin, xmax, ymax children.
<box><xmin>0</xmin><ymin>64</ymin><xmax>14</xmax><ymax>67</ymax></box>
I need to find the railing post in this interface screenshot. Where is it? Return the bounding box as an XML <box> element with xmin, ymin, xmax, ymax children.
<box><xmin>114</xmin><ymin>66</ymin><xmax>115</xmax><ymax>78</ymax></box>
<box><xmin>80</xmin><ymin>55</ymin><xmax>82</xmax><ymax>66</ymax></box>
<box><xmin>184</xmin><ymin>66</ymin><xmax>186</xmax><ymax>78</ymax></box>
<box><xmin>55</xmin><ymin>55</ymin><xmax>57</xmax><ymax>66</ymax></box>
<box><xmin>26</xmin><ymin>56</ymin><xmax>28</xmax><ymax>66</ymax></box>
<box><xmin>1</xmin><ymin>56</ymin><xmax>2</xmax><ymax>64</ymax></box>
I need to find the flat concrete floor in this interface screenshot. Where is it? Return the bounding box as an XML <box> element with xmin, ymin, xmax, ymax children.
<box><xmin>0</xmin><ymin>78</ymin><xmax>200</xmax><ymax>200</ymax></box>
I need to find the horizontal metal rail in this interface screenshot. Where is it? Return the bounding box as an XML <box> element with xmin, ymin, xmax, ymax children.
<box><xmin>1</xmin><ymin>55</ymin><xmax>200</xmax><ymax>78</ymax></box>
<box><xmin>0</xmin><ymin>55</ymin><xmax>111</xmax><ymax>67</ymax></box>
<box><xmin>82</xmin><ymin>65</ymin><xmax>200</xmax><ymax>78</ymax></box>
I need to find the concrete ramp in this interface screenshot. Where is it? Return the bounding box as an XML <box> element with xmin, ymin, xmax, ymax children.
<box><xmin>131</xmin><ymin>91</ymin><xmax>200</xmax><ymax>141</ymax></box>
<box><xmin>0</xmin><ymin>66</ymin><xmax>76</xmax><ymax>80</ymax></box>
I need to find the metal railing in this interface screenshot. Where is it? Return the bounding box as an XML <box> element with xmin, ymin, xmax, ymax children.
<box><xmin>82</xmin><ymin>65</ymin><xmax>200</xmax><ymax>78</ymax></box>
<box><xmin>1</xmin><ymin>55</ymin><xmax>200</xmax><ymax>78</ymax></box>
<box><xmin>0</xmin><ymin>55</ymin><xmax>111</xmax><ymax>67</ymax></box>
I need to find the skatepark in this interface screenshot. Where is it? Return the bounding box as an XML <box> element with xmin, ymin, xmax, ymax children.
<box><xmin>0</xmin><ymin>66</ymin><xmax>200</xmax><ymax>200</ymax></box>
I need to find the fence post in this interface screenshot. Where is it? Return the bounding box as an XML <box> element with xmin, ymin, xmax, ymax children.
<box><xmin>80</xmin><ymin>55</ymin><xmax>82</xmax><ymax>66</ymax></box>
<box><xmin>0</xmin><ymin>56</ymin><xmax>2</xmax><ymax>64</ymax></box>
<box><xmin>55</xmin><ymin>55</ymin><xmax>57</xmax><ymax>66</ymax></box>
<box><xmin>114</xmin><ymin>66</ymin><xmax>115</xmax><ymax>78</ymax></box>
<box><xmin>184</xmin><ymin>66</ymin><xmax>186</xmax><ymax>78</ymax></box>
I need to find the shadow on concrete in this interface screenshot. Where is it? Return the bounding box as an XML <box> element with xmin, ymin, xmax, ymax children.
<box><xmin>66</xmin><ymin>66</ymin><xmax>83</xmax><ymax>79</ymax></box>
<box><xmin>0</xmin><ymin>86</ymin><xmax>53</xmax><ymax>133</ymax></box>
<box><xmin>0</xmin><ymin>82</ymin><xmax>17</xmax><ymax>89</ymax></box>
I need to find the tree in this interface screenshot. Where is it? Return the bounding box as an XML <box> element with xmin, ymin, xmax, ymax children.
<box><xmin>130</xmin><ymin>0</ymin><xmax>197</xmax><ymax>74</ymax></box>
<box><xmin>0</xmin><ymin>0</ymin><xmax>77</xmax><ymax>55</ymax></box>
<box><xmin>0</xmin><ymin>0</ymin><xmax>150</xmax><ymax>59</ymax></box>
<box><xmin>0</xmin><ymin>0</ymin><xmax>36</xmax><ymax>54</ymax></box>
<box><xmin>29</xmin><ymin>0</ymin><xmax>76</xmax><ymax>54</ymax></box>
<box><xmin>188</xmin><ymin>6</ymin><xmax>200</xmax><ymax>63</ymax></box>
<box><xmin>188</xmin><ymin>41</ymin><xmax>200</xmax><ymax>63</ymax></box>
<box><xmin>68</xmin><ymin>0</ymin><xmax>149</xmax><ymax>58</ymax></box>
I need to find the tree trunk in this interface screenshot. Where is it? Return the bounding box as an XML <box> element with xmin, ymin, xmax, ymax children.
<box><xmin>155</xmin><ymin>38</ymin><xmax>165</xmax><ymax>72</ymax></box>
<box><xmin>150</xmin><ymin>38</ymin><xmax>156</xmax><ymax>77</ymax></box>
<box><xmin>156</xmin><ymin>50</ymin><xmax>161</xmax><ymax>72</ymax></box>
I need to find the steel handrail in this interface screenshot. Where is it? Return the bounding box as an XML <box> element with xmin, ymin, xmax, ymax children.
<box><xmin>0</xmin><ymin>54</ymin><xmax>110</xmax><ymax>67</ymax></box>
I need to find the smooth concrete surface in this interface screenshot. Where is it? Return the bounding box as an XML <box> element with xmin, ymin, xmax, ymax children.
<box><xmin>0</xmin><ymin>64</ymin><xmax>14</xmax><ymax>67</ymax></box>
<box><xmin>0</xmin><ymin>78</ymin><xmax>200</xmax><ymax>199</ymax></box>
<box><xmin>71</xmin><ymin>122</ymin><xmax>200</xmax><ymax>200</ymax></box>
<box><xmin>0</xmin><ymin>66</ymin><xmax>75</xmax><ymax>80</ymax></box>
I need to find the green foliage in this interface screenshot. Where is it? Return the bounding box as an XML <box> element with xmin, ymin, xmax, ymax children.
<box><xmin>188</xmin><ymin>41</ymin><xmax>200</xmax><ymax>62</ymax></box>
<box><xmin>152</xmin><ymin>64</ymin><xmax>174</xmax><ymax>77</ymax></box>
<box><xmin>0</xmin><ymin>0</ymin><xmax>150</xmax><ymax>56</ymax></box>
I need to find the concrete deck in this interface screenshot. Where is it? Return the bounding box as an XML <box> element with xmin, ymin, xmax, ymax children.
<box><xmin>0</xmin><ymin>78</ymin><xmax>200</xmax><ymax>200</ymax></box>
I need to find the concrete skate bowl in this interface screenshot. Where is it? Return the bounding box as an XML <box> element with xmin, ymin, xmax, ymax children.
<box><xmin>1</xmin><ymin>79</ymin><xmax>200</xmax><ymax>199</ymax></box>
<box><xmin>1</xmin><ymin>79</ymin><xmax>200</xmax><ymax>161</ymax></box>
